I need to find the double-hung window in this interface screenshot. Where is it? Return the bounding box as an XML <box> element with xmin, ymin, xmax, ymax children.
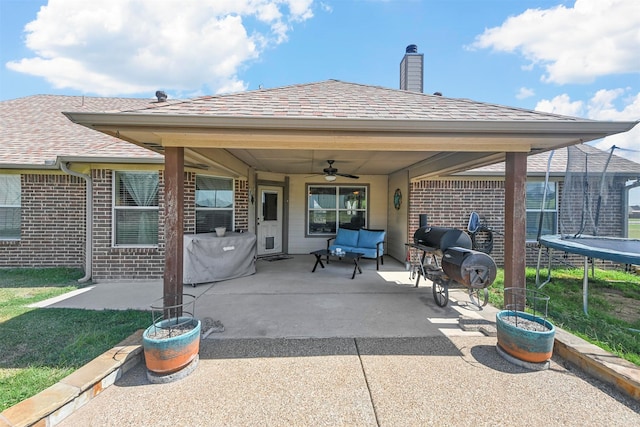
<box><xmin>195</xmin><ymin>175</ymin><xmax>234</xmax><ymax>233</ymax></box>
<box><xmin>526</xmin><ymin>181</ymin><xmax>557</xmax><ymax>241</ymax></box>
<box><xmin>0</xmin><ymin>175</ymin><xmax>21</xmax><ymax>240</ymax></box>
<box><xmin>113</xmin><ymin>171</ymin><xmax>159</xmax><ymax>246</ymax></box>
<box><xmin>307</xmin><ymin>185</ymin><xmax>367</xmax><ymax>235</ymax></box>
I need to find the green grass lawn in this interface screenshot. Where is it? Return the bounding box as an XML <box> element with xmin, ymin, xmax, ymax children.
<box><xmin>0</xmin><ymin>268</ymin><xmax>151</xmax><ymax>412</ymax></box>
<box><xmin>629</xmin><ymin>218</ymin><xmax>640</xmax><ymax>238</ymax></box>
<box><xmin>488</xmin><ymin>267</ymin><xmax>640</xmax><ymax>366</ymax></box>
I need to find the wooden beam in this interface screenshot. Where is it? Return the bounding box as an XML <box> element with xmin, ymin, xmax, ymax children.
<box><xmin>163</xmin><ymin>147</ymin><xmax>184</xmax><ymax>314</ymax></box>
<box><xmin>503</xmin><ymin>152</ymin><xmax>527</xmax><ymax>310</ymax></box>
<box><xmin>157</xmin><ymin>131</ymin><xmax>532</xmax><ymax>152</ymax></box>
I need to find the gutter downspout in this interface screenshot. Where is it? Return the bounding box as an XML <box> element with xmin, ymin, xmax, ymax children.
<box><xmin>59</xmin><ymin>161</ymin><xmax>92</xmax><ymax>283</ymax></box>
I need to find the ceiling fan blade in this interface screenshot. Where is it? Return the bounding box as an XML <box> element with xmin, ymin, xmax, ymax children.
<box><xmin>336</xmin><ymin>173</ymin><xmax>360</xmax><ymax>179</ymax></box>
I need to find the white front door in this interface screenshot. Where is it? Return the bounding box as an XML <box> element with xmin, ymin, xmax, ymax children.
<box><xmin>257</xmin><ymin>185</ymin><xmax>283</xmax><ymax>256</ymax></box>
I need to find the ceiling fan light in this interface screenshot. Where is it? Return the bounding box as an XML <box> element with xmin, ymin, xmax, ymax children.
<box><xmin>325</xmin><ymin>175</ymin><xmax>337</xmax><ymax>182</ymax></box>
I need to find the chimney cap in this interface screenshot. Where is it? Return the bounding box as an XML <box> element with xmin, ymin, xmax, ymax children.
<box><xmin>406</xmin><ymin>44</ymin><xmax>418</xmax><ymax>53</ymax></box>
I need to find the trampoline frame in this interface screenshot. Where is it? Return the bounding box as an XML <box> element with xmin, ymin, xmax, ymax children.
<box><xmin>537</xmin><ymin>234</ymin><xmax>640</xmax><ymax>314</ymax></box>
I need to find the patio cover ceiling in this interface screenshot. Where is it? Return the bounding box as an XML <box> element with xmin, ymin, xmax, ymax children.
<box><xmin>64</xmin><ymin>81</ymin><xmax>637</xmax><ymax>178</ymax></box>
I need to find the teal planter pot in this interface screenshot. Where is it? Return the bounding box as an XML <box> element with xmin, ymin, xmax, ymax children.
<box><xmin>496</xmin><ymin>310</ymin><xmax>555</xmax><ymax>363</ymax></box>
<box><xmin>143</xmin><ymin>316</ymin><xmax>201</xmax><ymax>375</ymax></box>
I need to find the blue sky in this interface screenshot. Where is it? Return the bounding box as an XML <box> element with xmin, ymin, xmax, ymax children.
<box><xmin>1</xmin><ymin>1</ymin><xmax>639</xmax><ymax>165</ymax></box>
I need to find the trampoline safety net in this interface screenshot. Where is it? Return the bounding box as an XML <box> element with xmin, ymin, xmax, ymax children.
<box><xmin>559</xmin><ymin>145</ymin><xmax>622</xmax><ymax>238</ymax></box>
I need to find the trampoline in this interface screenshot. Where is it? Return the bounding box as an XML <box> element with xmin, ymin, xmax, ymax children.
<box><xmin>539</xmin><ymin>235</ymin><xmax>640</xmax><ymax>266</ymax></box>
<box><xmin>536</xmin><ymin>145</ymin><xmax>640</xmax><ymax>314</ymax></box>
<box><xmin>538</xmin><ymin>235</ymin><xmax>640</xmax><ymax>314</ymax></box>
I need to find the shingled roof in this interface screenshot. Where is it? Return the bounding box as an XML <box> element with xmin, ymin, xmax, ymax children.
<box><xmin>464</xmin><ymin>144</ymin><xmax>640</xmax><ymax>176</ymax></box>
<box><xmin>120</xmin><ymin>80</ymin><xmax>595</xmax><ymax>122</ymax></box>
<box><xmin>59</xmin><ymin>79</ymin><xmax>636</xmax><ymax>179</ymax></box>
<box><xmin>0</xmin><ymin>95</ymin><xmax>163</xmax><ymax>166</ymax></box>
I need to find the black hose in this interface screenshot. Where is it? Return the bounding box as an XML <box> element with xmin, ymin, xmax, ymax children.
<box><xmin>471</xmin><ymin>226</ymin><xmax>494</xmax><ymax>254</ymax></box>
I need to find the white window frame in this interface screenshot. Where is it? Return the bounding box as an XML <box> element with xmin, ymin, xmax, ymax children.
<box><xmin>526</xmin><ymin>180</ymin><xmax>558</xmax><ymax>242</ymax></box>
<box><xmin>195</xmin><ymin>175</ymin><xmax>235</xmax><ymax>233</ymax></box>
<box><xmin>307</xmin><ymin>184</ymin><xmax>368</xmax><ymax>236</ymax></box>
<box><xmin>0</xmin><ymin>174</ymin><xmax>21</xmax><ymax>241</ymax></box>
<box><xmin>112</xmin><ymin>171</ymin><xmax>159</xmax><ymax>248</ymax></box>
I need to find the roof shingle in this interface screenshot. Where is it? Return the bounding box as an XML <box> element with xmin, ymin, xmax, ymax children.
<box><xmin>122</xmin><ymin>80</ymin><xmax>595</xmax><ymax>122</ymax></box>
<box><xmin>0</xmin><ymin>95</ymin><xmax>163</xmax><ymax>165</ymax></box>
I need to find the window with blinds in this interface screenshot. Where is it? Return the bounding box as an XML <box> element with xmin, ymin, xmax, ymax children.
<box><xmin>195</xmin><ymin>175</ymin><xmax>234</xmax><ymax>233</ymax></box>
<box><xmin>526</xmin><ymin>181</ymin><xmax>557</xmax><ymax>241</ymax></box>
<box><xmin>113</xmin><ymin>171</ymin><xmax>159</xmax><ymax>246</ymax></box>
<box><xmin>0</xmin><ymin>175</ymin><xmax>21</xmax><ymax>240</ymax></box>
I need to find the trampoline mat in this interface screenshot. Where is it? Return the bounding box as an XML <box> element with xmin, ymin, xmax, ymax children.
<box><xmin>539</xmin><ymin>235</ymin><xmax>640</xmax><ymax>265</ymax></box>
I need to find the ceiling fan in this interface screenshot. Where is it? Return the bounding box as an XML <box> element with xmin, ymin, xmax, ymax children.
<box><xmin>322</xmin><ymin>160</ymin><xmax>359</xmax><ymax>181</ymax></box>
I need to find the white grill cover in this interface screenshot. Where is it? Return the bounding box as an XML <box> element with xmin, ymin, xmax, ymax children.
<box><xmin>183</xmin><ymin>232</ymin><xmax>257</xmax><ymax>285</ymax></box>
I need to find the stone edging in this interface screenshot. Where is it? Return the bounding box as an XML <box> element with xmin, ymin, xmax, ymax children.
<box><xmin>2</xmin><ymin>311</ymin><xmax>640</xmax><ymax>426</ymax></box>
<box><xmin>553</xmin><ymin>328</ymin><xmax>640</xmax><ymax>401</ymax></box>
<box><xmin>0</xmin><ymin>330</ymin><xmax>144</xmax><ymax>427</ymax></box>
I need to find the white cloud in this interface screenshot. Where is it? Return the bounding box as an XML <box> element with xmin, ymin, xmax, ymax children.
<box><xmin>516</xmin><ymin>87</ymin><xmax>535</xmax><ymax>100</ymax></box>
<box><xmin>536</xmin><ymin>89</ymin><xmax>640</xmax><ymax>163</ymax></box>
<box><xmin>319</xmin><ymin>2</ymin><xmax>333</xmax><ymax>13</ymax></box>
<box><xmin>5</xmin><ymin>0</ymin><xmax>314</xmax><ymax>96</ymax></box>
<box><xmin>535</xmin><ymin>94</ymin><xmax>584</xmax><ymax>117</ymax></box>
<box><xmin>471</xmin><ymin>0</ymin><xmax>640</xmax><ymax>84</ymax></box>
<box><xmin>588</xmin><ymin>90</ymin><xmax>640</xmax><ymax>163</ymax></box>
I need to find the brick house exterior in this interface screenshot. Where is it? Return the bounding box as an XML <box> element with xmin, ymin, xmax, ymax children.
<box><xmin>0</xmin><ymin>168</ymin><xmax>249</xmax><ymax>281</ymax></box>
<box><xmin>2</xmin><ymin>91</ymin><xmax>636</xmax><ymax>282</ymax></box>
<box><xmin>408</xmin><ymin>166</ymin><xmax>640</xmax><ymax>267</ymax></box>
<box><xmin>0</xmin><ymin>174</ymin><xmax>86</xmax><ymax>268</ymax></box>
<box><xmin>409</xmin><ymin>178</ymin><xmax>506</xmax><ymax>262</ymax></box>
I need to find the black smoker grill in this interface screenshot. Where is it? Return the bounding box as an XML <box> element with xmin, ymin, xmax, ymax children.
<box><xmin>406</xmin><ymin>226</ymin><xmax>497</xmax><ymax>308</ymax></box>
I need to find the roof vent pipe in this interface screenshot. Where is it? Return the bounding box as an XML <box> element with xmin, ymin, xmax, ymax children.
<box><xmin>406</xmin><ymin>44</ymin><xmax>418</xmax><ymax>53</ymax></box>
<box><xmin>155</xmin><ymin>91</ymin><xmax>167</xmax><ymax>102</ymax></box>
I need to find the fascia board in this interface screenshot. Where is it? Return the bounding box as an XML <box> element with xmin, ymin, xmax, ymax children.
<box><xmin>0</xmin><ymin>157</ymin><xmax>163</xmax><ymax>170</ymax></box>
<box><xmin>57</xmin><ymin>156</ymin><xmax>164</xmax><ymax>164</ymax></box>
<box><xmin>64</xmin><ymin>111</ymin><xmax>638</xmax><ymax>136</ymax></box>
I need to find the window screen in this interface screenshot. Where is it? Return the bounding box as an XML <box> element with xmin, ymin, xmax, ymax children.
<box><xmin>195</xmin><ymin>175</ymin><xmax>234</xmax><ymax>233</ymax></box>
<box><xmin>0</xmin><ymin>175</ymin><xmax>21</xmax><ymax>240</ymax></box>
<box><xmin>526</xmin><ymin>181</ymin><xmax>557</xmax><ymax>241</ymax></box>
<box><xmin>307</xmin><ymin>185</ymin><xmax>367</xmax><ymax>235</ymax></box>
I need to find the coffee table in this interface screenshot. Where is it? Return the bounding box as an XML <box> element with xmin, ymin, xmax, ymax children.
<box><xmin>310</xmin><ymin>249</ymin><xmax>364</xmax><ymax>279</ymax></box>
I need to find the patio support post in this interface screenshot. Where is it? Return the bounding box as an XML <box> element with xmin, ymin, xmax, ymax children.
<box><xmin>503</xmin><ymin>152</ymin><xmax>527</xmax><ymax>310</ymax></box>
<box><xmin>163</xmin><ymin>147</ymin><xmax>184</xmax><ymax>316</ymax></box>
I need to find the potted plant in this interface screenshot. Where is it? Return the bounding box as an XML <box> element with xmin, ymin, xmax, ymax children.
<box><xmin>496</xmin><ymin>287</ymin><xmax>556</xmax><ymax>367</ymax></box>
<box><xmin>142</xmin><ymin>293</ymin><xmax>201</xmax><ymax>382</ymax></box>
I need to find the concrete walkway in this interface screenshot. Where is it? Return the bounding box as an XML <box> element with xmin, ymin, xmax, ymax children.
<box><xmin>7</xmin><ymin>256</ymin><xmax>640</xmax><ymax>425</ymax></box>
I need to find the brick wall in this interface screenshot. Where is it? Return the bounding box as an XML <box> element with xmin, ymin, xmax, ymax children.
<box><xmin>90</xmin><ymin>169</ymin><xmax>165</xmax><ymax>280</ymax></box>
<box><xmin>1</xmin><ymin>170</ymin><xmax>250</xmax><ymax>281</ymax></box>
<box><xmin>235</xmin><ymin>179</ymin><xmax>249</xmax><ymax>231</ymax></box>
<box><xmin>409</xmin><ymin>179</ymin><xmax>507</xmax><ymax>265</ymax></box>
<box><xmin>0</xmin><ymin>174</ymin><xmax>85</xmax><ymax>268</ymax></box>
<box><xmin>91</xmin><ymin>169</ymin><xmax>250</xmax><ymax>281</ymax></box>
<box><xmin>409</xmin><ymin>177</ymin><xmax>630</xmax><ymax>269</ymax></box>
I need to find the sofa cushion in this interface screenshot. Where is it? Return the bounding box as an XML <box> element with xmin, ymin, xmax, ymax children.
<box><xmin>356</xmin><ymin>247</ymin><xmax>378</xmax><ymax>258</ymax></box>
<box><xmin>334</xmin><ymin>228</ymin><xmax>359</xmax><ymax>247</ymax></box>
<box><xmin>358</xmin><ymin>229</ymin><xmax>385</xmax><ymax>249</ymax></box>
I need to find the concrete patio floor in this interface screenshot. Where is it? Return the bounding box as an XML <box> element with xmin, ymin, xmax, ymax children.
<box><xmin>6</xmin><ymin>255</ymin><xmax>640</xmax><ymax>426</ymax></box>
